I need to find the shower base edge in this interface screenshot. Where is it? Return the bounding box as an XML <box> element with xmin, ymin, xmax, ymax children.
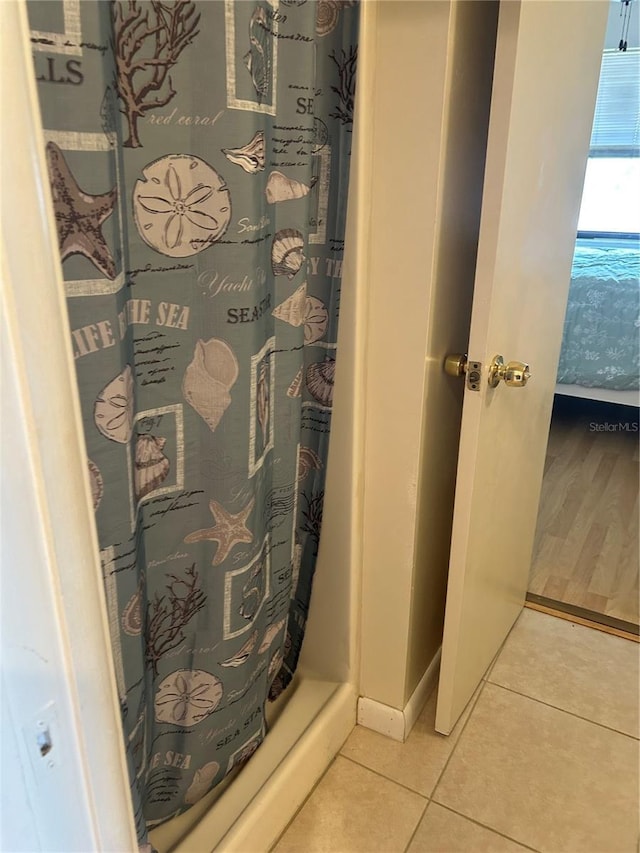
<box><xmin>151</xmin><ymin>677</ymin><xmax>357</xmax><ymax>853</ymax></box>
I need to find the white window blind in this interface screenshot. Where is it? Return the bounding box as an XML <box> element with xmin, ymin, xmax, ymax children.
<box><xmin>590</xmin><ymin>48</ymin><xmax>640</xmax><ymax>153</ymax></box>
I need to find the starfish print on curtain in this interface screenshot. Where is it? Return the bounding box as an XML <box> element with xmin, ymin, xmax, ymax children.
<box><xmin>45</xmin><ymin>142</ymin><xmax>117</xmax><ymax>279</ymax></box>
<box><xmin>184</xmin><ymin>497</ymin><xmax>255</xmax><ymax>565</ymax></box>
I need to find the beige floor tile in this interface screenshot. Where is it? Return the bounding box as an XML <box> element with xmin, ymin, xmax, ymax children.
<box><xmin>340</xmin><ymin>686</ymin><xmax>479</xmax><ymax>797</ymax></box>
<box><xmin>408</xmin><ymin>803</ymin><xmax>530</xmax><ymax>852</ymax></box>
<box><xmin>489</xmin><ymin>608</ymin><xmax>639</xmax><ymax>737</ymax></box>
<box><xmin>434</xmin><ymin>683</ymin><xmax>640</xmax><ymax>853</ymax></box>
<box><xmin>273</xmin><ymin>756</ymin><xmax>427</xmax><ymax>853</ymax></box>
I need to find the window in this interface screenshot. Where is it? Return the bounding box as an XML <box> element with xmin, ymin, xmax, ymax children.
<box><xmin>578</xmin><ymin>157</ymin><xmax>640</xmax><ymax>234</ymax></box>
<box><xmin>577</xmin><ymin>48</ymin><xmax>640</xmax><ymax>239</ymax></box>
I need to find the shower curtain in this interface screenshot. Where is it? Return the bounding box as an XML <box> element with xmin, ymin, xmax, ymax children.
<box><xmin>27</xmin><ymin>0</ymin><xmax>358</xmax><ymax>840</ymax></box>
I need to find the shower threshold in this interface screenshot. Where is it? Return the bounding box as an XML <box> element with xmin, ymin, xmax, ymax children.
<box><xmin>149</xmin><ymin>676</ymin><xmax>356</xmax><ymax>853</ymax></box>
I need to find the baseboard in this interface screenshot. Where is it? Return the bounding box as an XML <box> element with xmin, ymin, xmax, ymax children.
<box><xmin>357</xmin><ymin>647</ymin><xmax>441</xmax><ymax>742</ymax></box>
<box><xmin>356</xmin><ymin>695</ymin><xmax>406</xmax><ymax>740</ymax></box>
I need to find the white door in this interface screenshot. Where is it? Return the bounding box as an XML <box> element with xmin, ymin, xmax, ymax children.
<box><xmin>435</xmin><ymin>0</ymin><xmax>609</xmax><ymax>735</ymax></box>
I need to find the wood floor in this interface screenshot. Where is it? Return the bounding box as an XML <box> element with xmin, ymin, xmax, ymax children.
<box><xmin>529</xmin><ymin>395</ymin><xmax>639</xmax><ymax>629</ymax></box>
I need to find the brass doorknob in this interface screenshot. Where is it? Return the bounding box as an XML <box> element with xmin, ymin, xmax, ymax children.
<box><xmin>488</xmin><ymin>355</ymin><xmax>531</xmax><ymax>388</ymax></box>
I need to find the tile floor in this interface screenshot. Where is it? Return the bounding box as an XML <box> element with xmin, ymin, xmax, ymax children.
<box><xmin>272</xmin><ymin>609</ymin><xmax>640</xmax><ymax>853</ymax></box>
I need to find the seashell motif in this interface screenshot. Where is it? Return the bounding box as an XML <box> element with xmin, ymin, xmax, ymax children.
<box><xmin>134</xmin><ymin>434</ymin><xmax>170</xmax><ymax>501</ymax></box>
<box><xmin>258</xmin><ymin>618</ymin><xmax>286</xmax><ymax>653</ymax></box>
<box><xmin>94</xmin><ymin>365</ymin><xmax>134</xmax><ymax>444</ymax></box>
<box><xmin>133</xmin><ymin>154</ymin><xmax>231</xmax><ymax>258</ymax></box>
<box><xmin>155</xmin><ymin>669</ymin><xmax>223</xmax><ymax>727</ymax></box>
<box><xmin>184</xmin><ymin>761</ymin><xmax>220</xmax><ymax>805</ymax></box>
<box><xmin>298</xmin><ymin>446</ymin><xmax>323</xmax><ymax>482</ymax></box>
<box><xmin>265</xmin><ymin>171</ymin><xmax>317</xmax><ymax>204</ymax></box>
<box><xmin>240</xmin><ymin>588</ymin><xmax>261</xmax><ymax>621</ymax></box>
<box><xmin>272</xmin><ymin>282</ymin><xmax>308</xmax><ymax>326</ymax></box>
<box><xmin>88</xmin><ymin>459</ymin><xmax>103</xmax><ymax>511</ymax></box>
<box><xmin>271</xmin><ymin>228</ymin><xmax>305</xmax><ymax>279</ymax></box>
<box><xmin>220</xmin><ymin>630</ymin><xmax>258</xmax><ymax>668</ymax></box>
<box><xmin>222</xmin><ymin>131</ymin><xmax>265</xmax><ymax>174</ymax></box>
<box><xmin>183</xmin><ymin>339</ymin><xmax>239</xmax><ymax>432</ymax></box>
<box><xmin>312</xmin><ymin>116</ymin><xmax>329</xmax><ymax>153</ymax></box>
<box><xmin>239</xmin><ymin>559</ymin><xmax>265</xmax><ymax>621</ymax></box>
<box><xmin>122</xmin><ymin>585</ymin><xmax>143</xmax><ymax>636</ymax></box>
<box><xmin>306</xmin><ymin>358</ymin><xmax>336</xmax><ymax>407</ymax></box>
<box><xmin>316</xmin><ymin>0</ymin><xmax>340</xmax><ymax>35</ymax></box>
<box><xmin>244</xmin><ymin>6</ymin><xmax>272</xmax><ymax>102</ymax></box>
<box><xmin>303</xmin><ymin>296</ymin><xmax>328</xmax><ymax>344</ymax></box>
<box><xmin>256</xmin><ymin>361</ymin><xmax>270</xmax><ymax>446</ymax></box>
<box><xmin>231</xmin><ymin>734</ymin><xmax>262</xmax><ymax>770</ymax></box>
<box><xmin>287</xmin><ymin>367</ymin><xmax>303</xmax><ymax>398</ymax></box>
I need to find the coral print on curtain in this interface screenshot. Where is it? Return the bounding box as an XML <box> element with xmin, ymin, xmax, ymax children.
<box><xmin>27</xmin><ymin>0</ymin><xmax>358</xmax><ymax>843</ymax></box>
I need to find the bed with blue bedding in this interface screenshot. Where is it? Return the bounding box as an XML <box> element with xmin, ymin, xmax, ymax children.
<box><xmin>556</xmin><ymin>244</ymin><xmax>640</xmax><ymax>404</ymax></box>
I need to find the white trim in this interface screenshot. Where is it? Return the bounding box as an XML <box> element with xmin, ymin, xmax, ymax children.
<box><xmin>555</xmin><ymin>382</ymin><xmax>639</xmax><ymax>408</ymax></box>
<box><xmin>356</xmin><ymin>696</ymin><xmax>405</xmax><ymax>741</ymax></box>
<box><xmin>357</xmin><ymin>648</ymin><xmax>441</xmax><ymax>743</ymax></box>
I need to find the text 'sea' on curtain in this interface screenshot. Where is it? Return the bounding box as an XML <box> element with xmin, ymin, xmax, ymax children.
<box><xmin>27</xmin><ymin>0</ymin><xmax>358</xmax><ymax>840</ymax></box>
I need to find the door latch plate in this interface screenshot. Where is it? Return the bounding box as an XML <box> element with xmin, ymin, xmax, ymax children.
<box><xmin>466</xmin><ymin>361</ymin><xmax>482</xmax><ymax>391</ymax></box>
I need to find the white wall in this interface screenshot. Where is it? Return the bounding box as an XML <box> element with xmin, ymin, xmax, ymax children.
<box><xmin>297</xmin><ymin>0</ymin><xmax>376</xmax><ymax>685</ymax></box>
<box><xmin>359</xmin><ymin>0</ymin><xmax>498</xmax><ymax>712</ymax></box>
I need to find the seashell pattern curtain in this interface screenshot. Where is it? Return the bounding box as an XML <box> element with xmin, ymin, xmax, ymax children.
<box><xmin>27</xmin><ymin>0</ymin><xmax>358</xmax><ymax>841</ymax></box>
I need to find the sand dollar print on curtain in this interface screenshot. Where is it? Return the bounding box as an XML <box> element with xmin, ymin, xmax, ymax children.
<box><xmin>27</xmin><ymin>0</ymin><xmax>358</xmax><ymax>841</ymax></box>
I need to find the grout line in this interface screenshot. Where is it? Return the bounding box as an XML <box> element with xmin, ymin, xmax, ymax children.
<box><xmin>429</xmin><ymin>677</ymin><xmax>488</xmax><ymax>801</ymax></box>
<box><xmin>402</xmin><ymin>798</ymin><xmax>430</xmax><ymax>853</ymax></box>
<box><xmin>429</xmin><ymin>802</ymin><xmax>541</xmax><ymax>852</ymax></box>
<box><xmin>485</xmin><ymin>680</ymin><xmax>640</xmax><ymax>741</ymax></box>
<box><xmin>339</xmin><ymin>753</ymin><xmax>430</xmax><ymax>801</ymax></box>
